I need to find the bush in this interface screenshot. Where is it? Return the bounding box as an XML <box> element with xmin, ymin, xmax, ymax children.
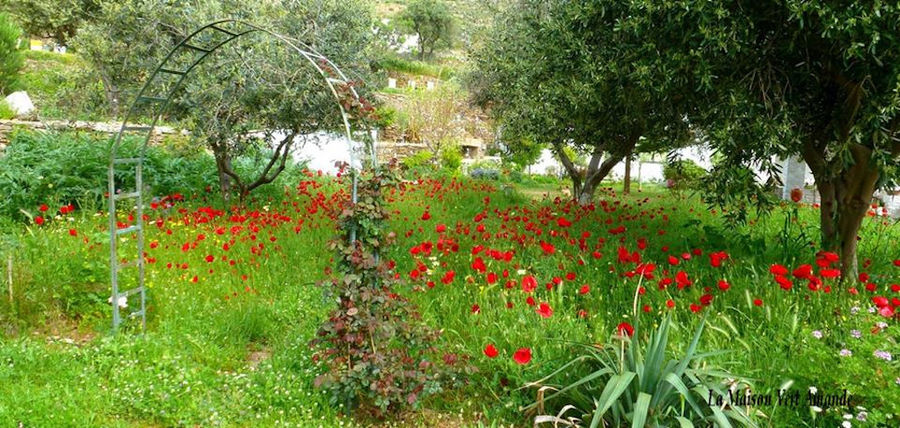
<box><xmin>375</xmin><ymin>56</ymin><xmax>454</xmax><ymax>79</ymax></box>
<box><xmin>439</xmin><ymin>143</ymin><xmax>462</xmax><ymax>172</ymax></box>
<box><xmin>0</xmin><ymin>100</ymin><xmax>14</xmax><ymax>119</ymax></box>
<box><xmin>0</xmin><ymin>13</ymin><xmax>24</xmax><ymax>95</ymax></box>
<box><xmin>663</xmin><ymin>158</ymin><xmax>707</xmax><ymax>191</ymax></box>
<box><xmin>402</xmin><ymin>149</ymin><xmax>434</xmax><ymax>171</ymax></box>
<box><xmin>0</xmin><ymin>130</ymin><xmax>220</xmax><ymax>221</ymax></box>
<box><xmin>17</xmin><ymin>51</ymin><xmax>108</xmax><ymax>120</ymax></box>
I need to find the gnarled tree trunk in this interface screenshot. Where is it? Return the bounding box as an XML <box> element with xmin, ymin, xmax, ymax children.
<box><xmin>803</xmin><ymin>140</ymin><xmax>880</xmax><ymax>279</ymax></box>
<box><xmin>554</xmin><ymin>134</ymin><xmax>639</xmax><ymax>206</ymax></box>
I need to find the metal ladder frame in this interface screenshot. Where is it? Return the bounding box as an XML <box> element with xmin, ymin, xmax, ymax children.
<box><xmin>108</xmin><ymin>19</ymin><xmax>372</xmax><ymax>332</ymax></box>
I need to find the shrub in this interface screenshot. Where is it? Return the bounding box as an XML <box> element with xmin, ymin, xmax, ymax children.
<box><xmin>0</xmin><ymin>100</ymin><xmax>14</xmax><ymax>119</ymax></box>
<box><xmin>663</xmin><ymin>159</ymin><xmax>707</xmax><ymax>191</ymax></box>
<box><xmin>16</xmin><ymin>51</ymin><xmax>108</xmax><ymax>120</ymax></box>
<box><xmin>439</xmin><ymin>143</ymin><xmax>462</xmax><ymax>172</ymax></box>
<box><xmin>0</xmin><ymin>13</ymin><xmax>24</xmax><ymax>95</ymax></box>
<box><xmin>530</xmin><ymin>315</ymin><xmax>756</xmax><ymax>427</ymax></box>
<box><xmin>402</xmin><ymin>149</ymin><xmax>434</xmax><ymax>171</ymax></box>
<box><xmin>0</xmin><ymin>130</ymin><xmax>217</xmax><ymax>221</ymax></box>
<box><xmin>311</xmin><ymin>163</ymin><xmax>465</xmax><ymax>416</ymax></box>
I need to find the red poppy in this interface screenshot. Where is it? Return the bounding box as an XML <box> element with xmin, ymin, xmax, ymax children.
<box><xmin>769</xmin><ymin>264</ymin><xmax>788</xmax><ymax>276</ymax></box>
<box><xmin>536</xmin><ymin>302</ymin><xmax>553</xmax><ymax>318</ymax></box>
<box><xmin>205</xmin><ymin>255</ymin><xmax>214</xmax><ymax>263</ymax></box>
<box><xmin>753</xmin><ymin>298</ymin><xmax>763</xmax><ymax>306</ymax></box>
<box><xmin>513</xmin><ymin>348</ymin><xmax>532</xmax><ymax>365</ymax></box>
<box><xmin>421</xmin><ymin>211</ymin><xmax>431</xmax><ymax>220</ymax></box>
<box><xmin>820</xmin><ymin>269</ymin><xmax>841</xmax><ymax>279</ymax></box>
<box><xmin>39</xmin><ymin>204</ymin><xmax>48</xmax><ymax>212</ymax></box>
<box><xmin>579</xmin><ymin>285</ymin><xmax>590</xmax><ymax>295</ymax></box>
<box><xmin>436</xmin><ymin>224</ymin><xmax>446</xmax><ymax>233</ymax></box>
<box><xmin>34</xmin><ymin>216</ymin><xmax>45</xmax><ymax>226</ymax></box>
<box><xmin>68</xmin><ymin>229</ymin><xmax>77</xmax><ymax>236</ymax></box>
<box><xmin>484</xmin><ymin>344</ymin><xmax>499</xmax><ymax>358</ymax></box>
<box><xmin>665</xmin><ymin>299</ymin><xmax>675</xmax><ymax>309</ymax></box>
<box><xmin>616</xmin><ymin>322</ymin><xmax>634</xmax><ymax>337</ymax></box>
<box><xmin>717</xmin><ymin>280</ymin><xmax>730</xmax><ymax>291</ymax></box>
<box><xmin>522</xmin><ymin>275</ymin><xmax>538</xmax><ymax>293</ymax></box>
<box><xmin>471</xmin><ymin>304</ymin><xmax>481</xmax><ymax>314</ymax></box>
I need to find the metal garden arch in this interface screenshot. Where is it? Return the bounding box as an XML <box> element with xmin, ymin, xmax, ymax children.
<box><xmin>108</xmin><ymin>19</ymin><xmax>372</xmax><ymax>332</ymax></box>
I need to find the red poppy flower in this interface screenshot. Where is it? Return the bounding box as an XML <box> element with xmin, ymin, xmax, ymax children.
<box><xmin>421</xmin><ymin>211</ymin><xmax>431</xmax><ymax>220</ymax></box>
<box><xmin>471</xmin><ymin>303</ymin><xmax>481</xmax><ymax>314</ymax></box>
<box><xmin>690</xmin><ymin>303</ymin><xmax>702</xmax><ymax>313</ymax></box>
<box><xmin>769</xmin><ymin>264</ymin><xmax>788</xmax><ymax>276</ymax></box>
<box><xmin>39</xmin><ymin>204</ymin><xmax>48</xmax><ymax>212</ymax></box>
<box><xmin>205</xmin><ymin>255</ymin><xmax>214</xmax><ymax>263</ymax></box>
<box><xmin>665</xmin><ymin>299</ymin><xmax>675</xmax><ymax>309</ymax></box>
<box><xmin>873</xmin><ymin>296</ymin><xmax>889</xmax><ymax>307</ymax></box>
<box><xmin>753</xmin><ymin>298</ymin><xmax>763</xmax><ymax>306</ymax></box>
<box><xmin>484</xmin><ymin>344</ymin><xmax>499</xmax><ymax>358</ymax></box>
<box><xmin>513</xmin><ymin>348</ymin><xmax>532</xmax><ymax>364</ymax></box>
<box><xmin>616</xmin><ymin>322</ymin><xmax>634</xmax><ymax>337</ymax></box>
<box><xmin>717</xmin><ymin>280</ymin><xmax>730</xmax><ymax>291</ymax></box>
<box><xmin>68</xmin><ymin>229</ymin><xmax>77</xmax><ymax>236</ymax></box>
<box><xmin>820</xmin><ymin>269</ymin><xmax>841</xmax><ymax>279</ymax></box>
<box><xmin>579</xmin><ymin>284</ymin><xmax>590</xmax><ymax>295</ymax></box>
<box><xmin>522</xmin><ymin>275</ymin><xmax>538</xmax><ymax>293</ymax></box>
<box><xmin>792</xmin><ymin>264</ymin><xmax>812</xmax><ymax>279</ymax></box>
<box><xmin>436</xmin><ymin>224</ymin><xmax>446</xmax><ymax>233</ymax></box>
<box><xmin>536</xmin><ymin>302</ymin><xmax>553</xmax><ymax>318</ymax></box>
<box><xmin>34</xmin><ymin>216</ymin><xmax>44</xmax><ymax>226</ymax></box>
<box><xmin>775</xmin><ymin>275</ymin><xmax>793</xmax><ymax>290</ymax></box>
<box><xmin>539</xmin><ymin>241</ymin><xmax>555</xmax><ymax>255</ymax></box>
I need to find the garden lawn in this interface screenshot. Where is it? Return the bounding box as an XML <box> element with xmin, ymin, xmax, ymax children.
<box><xmin>0</xmin><ymin>175</ymin><xmax>898</xmax><ymax>427</ymax></box>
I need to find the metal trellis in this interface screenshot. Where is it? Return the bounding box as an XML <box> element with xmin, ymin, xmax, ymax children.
<box><xmin>108</xmin><ymin>19</ymin><xmax>371</xmax><ymax>332</ymax></box>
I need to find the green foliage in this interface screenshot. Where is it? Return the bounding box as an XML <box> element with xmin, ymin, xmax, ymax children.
<box><xmin>663</xmin><ymin>159</ymin><xmax>707</xmax><ymax>192</ymax></box>
<box><xmin>1</xmin><ymin>0</ymin><xmax>99</xmax><ymax>45</ymax></box>
<box><xmin>471</xmin><ymin>0</ymin><xmax>692</xmax><ymax>201</ymax></box>
<box><xmin>311</xmin><ymin>163</ymin><xmax>463</xmax><ymax>415</ymax></box>
<box><xmin>0</xmin><ymin>100</ymin><xmax>14</xmax><ymax>119</ymax></box>
<box><xmin>0</xmin><ymin>13</ymin><xmax>24</xmax><ymax>94</ymax></box>
<box><xmin>439</xmin><ymin>143</ymin><xmax>462</xmax><ymax>172</ymax></box>
<box><xmin>0</xmin><ymin>130</ymin><xmax>219</xmax><ymax>221</ymax></box>
<box><xmin>17</xmin><ymin>50</ymin><xmax>107</xmax><ymax>120</ymax></box>
<box><xmin>375</xmin><ymin>55</ymin><xmax>454</xmax><ymax>79</ymax></box>
<box><xmin>531</xmin><ymin>315</ymin><xmax>755</xmax><ymax>427</ymax></box>
<box><xmin>398</xmin><ymin>0</ymin><xmax>455</xmax><ymax>60</ymax></box>
<box><xmin>402</xmin><ymin>149</ymin><xmax>434</xmax><ymax>171</ymax></box>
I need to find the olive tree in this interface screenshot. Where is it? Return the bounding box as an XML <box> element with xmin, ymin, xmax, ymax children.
<box><xmin>472</xmin><ymin>0</ymin><xmax>691</xmax><ymax>204</ymax></box>
<box><xmin>624</xmin><ymin>0</ymin><xmax>900</xmax><ymax>275</ymax></box>
<box><xmin>73</xmin><ymin>0</ymin><xmax>376</xmax><ymax>203</ymax></box>
<box><xmin>399</xmin><ymin>0</ymin><xmax>455</xmax><ymax>60</ymax></box>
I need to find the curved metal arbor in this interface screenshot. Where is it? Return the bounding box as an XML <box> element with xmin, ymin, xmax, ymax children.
<box><xmin>108</xmin><ymin>19</ymin><xmax>371</xmax><ymax>332</ymax></box>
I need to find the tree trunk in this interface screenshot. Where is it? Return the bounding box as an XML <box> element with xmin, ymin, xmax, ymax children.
<box><xmin>623</xmin><ymin>154</ymin><xmax>632</xmax><ymax>194</ymax></box>
<box><xmin>215</xmin><ymin>150</ymin><xmax>233</xmax><ymax>203</ymax></box>
<box><xmin>803</xmin><ymin>141</ymin><xmax>879</xmax><ymax>280</ymax></box>
<box><xmin>99</xmin><ymin>72</ymin><xmax>120</xmax><ymax>118</ymax></box>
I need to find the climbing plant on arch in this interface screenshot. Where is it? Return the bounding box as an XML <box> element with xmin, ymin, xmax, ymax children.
<box><xmin>107</xmin><ymin>19</ymin><xmax>374</xmax><ymax>331</ymax></box>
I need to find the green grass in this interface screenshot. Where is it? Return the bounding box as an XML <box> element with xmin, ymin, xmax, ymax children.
<box><xmin>0</xmin><ymin>175</ymin><xmax>897</xmax><ymax>426</ymax></box>
<box><xmin>17</xmin><ymin>50</ymin><xmax>109</xmax><ymax>120</ymax></box>
<box><xmin>375</xmin><ymin>56</ymin><xmax>455</xmax><ymax>80</ymax></box>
